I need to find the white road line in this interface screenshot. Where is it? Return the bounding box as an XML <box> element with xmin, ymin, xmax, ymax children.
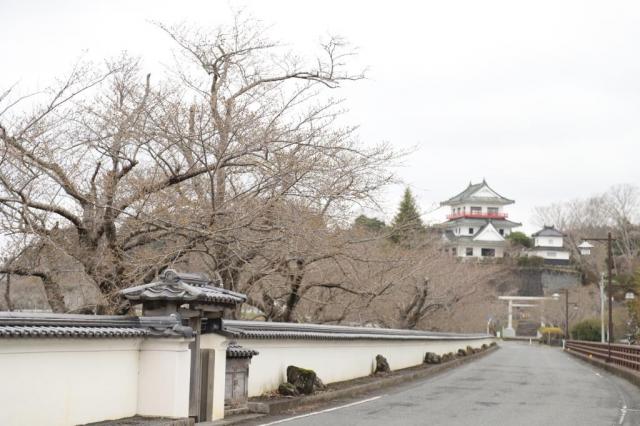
<box><xmin>258</xmin><ymin>395</ymin><xmax>384</xmax><ymax>426</ymax></box>
<box><xmin>619</xmin><ymin>405</ymin><xmax>627</xmax><ymax>425</ymax></box>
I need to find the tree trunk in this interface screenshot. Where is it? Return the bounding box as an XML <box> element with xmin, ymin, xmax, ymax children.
<box><xmin>3</xmin><ymin>273</ymin><xmax>12</xmax><ymax>311</ymax></box>
<box><xmin>42</xmin><ymin>275</ymin><xmax>66</xmax><ymax>313</ymax></box>
<box><xmin>283</xmin><ymin>259</ymin><xmax>305</xmax><ymax>322</ymax></box>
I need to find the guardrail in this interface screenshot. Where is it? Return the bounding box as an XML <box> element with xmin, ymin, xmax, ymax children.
<box><xmin>565</xmin><ymin>340</ymin><xmax>640</xmax><ymax>371</ymax></box>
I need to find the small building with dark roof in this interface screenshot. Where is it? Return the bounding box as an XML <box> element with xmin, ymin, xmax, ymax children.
<box><xmin>526</xmin><ymin>225</ymin><xmax>570</xmax><ymax>265</ymax></box>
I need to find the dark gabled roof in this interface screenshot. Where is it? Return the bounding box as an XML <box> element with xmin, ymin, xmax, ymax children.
<box><xmin>120</xmin><ymin>269</ymin><xmax>246</xmax><ymax>306</ymax></box>
<box><xmin>443</xmin><ymin>230</ymin><xmax>456</xmax><ymax>241</ymax></box>
<box><xmin>0</xmin><ymin>312</ymin><xmax>193</xmax><ymax>338</ymax></box>
<box><xmin>440</xmin><ymin>180</ymin><xmax>514</xmax><ymax>206</ymax></box>
<box><xmin>221</xmin><ymin>320</ymin><xmax>489</xmax><ymax>341</ymax></box>
<box><xmin>227</xmin><ymin>342</ymin><xmax>259</xmax><ymax>359</ymax></box>
<box><xmin>532</xmin><ymin>226</ymin><xmax>565</xmax><ymax>237</ymax></box>
<box><xmin>441</xmin><ymin>181</ymin><xmax>484</xmax><ymax>205</ymax></box>
<box><xmin>443</xmin><ymin>235</ymin><xmax>473</xmax><ymax>242</ymax></box>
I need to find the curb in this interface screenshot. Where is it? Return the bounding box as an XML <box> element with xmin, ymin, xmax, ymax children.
<box><xmin>248</xmin><ymin>344</ymin><xmax>499</xmax><ymax>415</ymax></box>
<box><xmin>565</xmin><ymin>348</ymin><xmax>640</xmax><ymax>388</ymax></box>
<box><xmin>88</xmin><ymin>417</ymin><xmax>194</xmax><ymax>426</ymax></box>
<box><xmin>196</xmin><ymin>414</ymin><xmax>264</xmax><ymax>426</ymax></box>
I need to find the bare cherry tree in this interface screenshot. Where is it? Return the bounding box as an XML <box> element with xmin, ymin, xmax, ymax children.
<box><xmin>0</xmin><ymin>17</ymin><xmax>396</xmax><ymax>312</ymax></box>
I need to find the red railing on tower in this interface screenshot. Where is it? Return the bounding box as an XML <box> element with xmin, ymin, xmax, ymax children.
<box><xmin>446</xmin><ymin>212</ymin><xmax>508</xmax><ymax>220</ymax></box>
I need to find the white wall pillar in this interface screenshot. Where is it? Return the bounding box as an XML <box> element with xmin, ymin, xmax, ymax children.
<box><xmin>137</xmin><ymin>338</ymin><xmax>192</xmax><ymax>418</ymax></box>
<box><xmin>200</xmin><ymin>333</ymin><xmax>230</xmax><ymax>420</ymax></box>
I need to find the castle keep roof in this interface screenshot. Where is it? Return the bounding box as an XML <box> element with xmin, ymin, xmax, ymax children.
<box><xmin>441</xmin><ymin>179</ymin><xmax>514</xmax><ymax>206</ymax></box>
<box><xmin>531</xmin><ymin>225</ymin><xmax>565</xmax><ymax>237</ymax></box>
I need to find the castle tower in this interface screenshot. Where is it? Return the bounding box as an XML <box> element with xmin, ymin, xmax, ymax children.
<box><xmin>440</xmin><ymin>180</ymin><xmax>521</xmax><ymax>258</ymax></box>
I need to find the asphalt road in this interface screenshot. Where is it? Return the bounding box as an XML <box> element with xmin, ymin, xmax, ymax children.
<box><xmin>251</xmin><ymin>342</ymin><xmax>640</xmax><ymax>426</ymax></box>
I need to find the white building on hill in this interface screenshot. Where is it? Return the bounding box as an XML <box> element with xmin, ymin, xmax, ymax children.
<box><xmin>441</xmin><ymin>180</ymin><xmax>521</xmax><ymax>258</ymax></box>
<box><xmin>527</xmin><ymin>225</ymin><xmax>571</xmax><ymax>265</ymax></box>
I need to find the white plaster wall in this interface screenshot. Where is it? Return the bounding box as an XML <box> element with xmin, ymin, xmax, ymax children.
<box><xmin>238</xmin><ymin>337</ymin><xmax>495</xmax><ymax>397</ymax></box>
<box><xmin>534</xmin><ymin>236</ymin><xmax>563</xmax><ymax>247</ymax></box>
<box><xmin>529</xmin><ymin>249</ymin><xmax>570</xmax><ymax>260</ymax></box>
<box><xmin>548</xmin><ymin>250</ymin><xmax>570</xmax><ymax>260</ymax></box>
<box><xmin>456</xmin><ymin>245</ymin><xmax>504</xmax><ymax>258</ymax></box>
<box><xmin>137</xmin><ymin>338</ymin><xmax>191</xmax><ymax>418</ymax></box>
<box><xmin>453</xmin><ymin>204</ymin><xmax>503</xmax><ymax>214</ymax></box>
<box><xmin>0</xmin><ymin>338</ymin><xmax>142</xmax><ymax>426</ymax></box>
<box><xmin>0</xmin><ymin>337</ymin><xmax>192</xmax><ymax>426</ymax></box>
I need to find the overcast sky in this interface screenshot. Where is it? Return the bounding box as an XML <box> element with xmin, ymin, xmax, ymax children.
<box><xmin>2</xmin><ymin>0</ymin><xmax>640</xmax><ymax>233</ymax></box>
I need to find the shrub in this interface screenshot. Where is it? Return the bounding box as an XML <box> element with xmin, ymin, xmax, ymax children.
<box><xmin>539</xmin><ymin>327</ymin><xmax>563</xmax><ymax>345</ymax></box>
<box><xmin>517</xmin><ymin>256</ymin><xmax>545</xmax><ymax>267</ymax></box>
<box><xmin>570</xmin><ymin>318</ymin><xmax>602</xmax><ymax>342</ymax></box>
<box><xmin>539</xmin><ymin>326</ymin><xmax>563</xmax><ymax>336</ymax></box>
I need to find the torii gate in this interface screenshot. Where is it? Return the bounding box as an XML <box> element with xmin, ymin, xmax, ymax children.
<box><xmin>498</xmin><ymin>295</ymin><xmax>558</xmax><ymax>338</ymax></box>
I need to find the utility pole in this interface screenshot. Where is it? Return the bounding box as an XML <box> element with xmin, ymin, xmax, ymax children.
<box><xmin>599</xmin><ymin>273</ymin><xmax>606</xmax><ymax>343</ymax></box>
<box><xmin>607</xmin><ymin>232</ymin><xmax>613</xmax><ymax>362</ymax></box>
<box><xmin>581</xmin><ymin>232</ymin><xmax>616</xmax><ymax>362</ymax></box>
<box><xmin>565</xmin><ymin>289</ymin><xmax>569</xmax><ymax>340</ymax></box>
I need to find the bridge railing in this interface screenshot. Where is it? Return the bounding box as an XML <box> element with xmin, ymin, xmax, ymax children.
<box><xmin>565</xmin><ymin>340</ymin><xmax>640</xmax><ymax>371</ymax></box>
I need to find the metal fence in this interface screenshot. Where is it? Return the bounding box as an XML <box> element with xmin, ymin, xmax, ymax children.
<box><xmin>566</xmin><ymin>340</ymin><xmax>640</xmax><ymax>371</ymax></box>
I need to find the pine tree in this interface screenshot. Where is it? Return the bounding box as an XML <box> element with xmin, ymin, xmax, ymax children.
<box><xmin>390</xmin><ymin>188</ymin><xmax>425</xmax><ymax>243</ymax></box>
<box><xmin>354</xmin><ymin>215</ymin><xmax>386</xmax><ymax>232</ymax></box>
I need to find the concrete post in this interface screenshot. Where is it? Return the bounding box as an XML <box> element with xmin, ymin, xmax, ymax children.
<box><xmin>200</xmin><ymin>333</ymin><xmax>230</xmax><ymax>420</ymax></box>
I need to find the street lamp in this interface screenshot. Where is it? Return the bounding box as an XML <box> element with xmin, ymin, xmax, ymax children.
<box><xmin>553</xmin><ymin>290</ymin><xmax>578</xmax><ymax>340</ymax></box>
<box><xmin>578</xmin><ymin>241</ymin><xmax>594</xmax><ymax>256</ymax></box>
<box><xmin>579</xmin><ymin>232</ymin><xmax>615</xmax><ymax>362</ymax></box>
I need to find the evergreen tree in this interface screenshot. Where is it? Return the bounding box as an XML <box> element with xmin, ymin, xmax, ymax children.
<box><xmin>506</xmin><ymin>231</ymin><xmax>532</xmax><ymax>248</ymax></box>
<box><xmin>390</xmin><ymin>188</ymin><xmax>425</xmax><ymax>243</ymax></box>
<box><xmin>354</xmin><ymin>215</ymin><xmax>386</xmax><ymax>232</ymax></box>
